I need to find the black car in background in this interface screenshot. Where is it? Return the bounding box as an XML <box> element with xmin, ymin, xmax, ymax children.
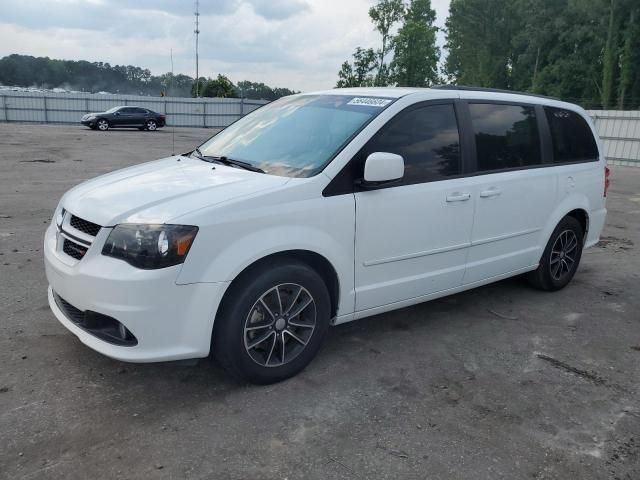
<box><xmin>81</xmin><ymin>106</ymin><xmax>166</xmax><ymax>131</ymax></box>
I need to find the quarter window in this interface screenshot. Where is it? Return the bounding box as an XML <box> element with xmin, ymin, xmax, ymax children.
<box><xmin>544</xmin><ymin>107</ymin><xmax>599</xmax><ymax>162</ymax></box>
<box><xmin>365</xmin><ymin>103</ymin><xmax>461</xmax><ymax>184</ymax></box>
<box><xmin>469</xmin><ymin>103</ymin><xmax>541</xmax><ymax>171</ymax></box>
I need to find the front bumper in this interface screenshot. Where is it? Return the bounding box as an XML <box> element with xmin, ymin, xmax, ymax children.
<box><xmin>81</xmin><ymin>119</ymin><xmax>96</xmax><ymax>127</ymax></box>
<box><xmin>44</xmin><ymin>222</ymin><xmax>228</xmax><ymax>362</ymax></box>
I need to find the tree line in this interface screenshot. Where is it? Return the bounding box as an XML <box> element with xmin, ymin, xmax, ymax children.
<box><xmin>337</xmin><ymin>0</ymin><xmax>640</xmax><ymax>109</ymax></box>
<box><xmin>0</xmin><ymin>54</ymin><xmax>297</xmax><ymax>100</ymax></box>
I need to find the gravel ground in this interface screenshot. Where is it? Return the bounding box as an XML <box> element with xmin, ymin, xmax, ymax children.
<box><xmin>0</xmin><ymin>123</ymin><xmax>638</xmax><ymax>480</ymax></box>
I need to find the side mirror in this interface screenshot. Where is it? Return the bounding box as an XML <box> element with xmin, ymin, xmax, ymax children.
<box><xmin>360</xmin><ymin>152</ymin><xmax>404</xmax><ymax>188</ymax></box>
<box><xmin>114</xmin><ymin>111</ymin><xmax>121</xmax><ymax>116</ymax></box>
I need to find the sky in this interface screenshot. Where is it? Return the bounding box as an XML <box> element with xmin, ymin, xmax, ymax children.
<box><xmin>0</xmin><ymin>0</ymin><xmax>451</xmax><ymax>92</ymax></box>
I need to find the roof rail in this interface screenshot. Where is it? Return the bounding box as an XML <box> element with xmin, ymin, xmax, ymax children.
<box><xmin>431</xmin><ymin>85</ymin><xmax>560</xmax><ymax>101</ymax></box>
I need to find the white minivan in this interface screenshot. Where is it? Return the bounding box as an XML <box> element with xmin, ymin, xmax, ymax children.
<box><xmin>45</xmin><ymin>87</ymin><xmax>609</xmax><ymax>383</ymax></box>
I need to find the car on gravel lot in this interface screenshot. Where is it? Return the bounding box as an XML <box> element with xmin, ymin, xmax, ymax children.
<box><xmin>80</xmin><ymin>106</ymin><xmax>166</xmax><ymax>131</ymax></box>
<box><xmin>46</xmin><ymin>86</ymin><xmax>608</xmax><ymax>384</ymax></box>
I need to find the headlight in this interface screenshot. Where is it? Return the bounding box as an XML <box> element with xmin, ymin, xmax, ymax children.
<box><xmin>102</xmin><ymin>224</ymin><xmax>198</xmax><ymax>269</ymax></box>
<box><xmin>86</xmin><ymin>115</ymin><xmax>96</xmax><ymax>120</ymax></box>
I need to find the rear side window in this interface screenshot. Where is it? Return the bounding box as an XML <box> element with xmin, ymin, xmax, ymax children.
<box><xmin>469</xmin><ymin>103</ymin><xmax>541</xmax><ymax>171</ymax></box>
<box><xmin>544</xmin><ymin>107</ymin><xmax>599</xmax><ymax>162</ymax></box>
<box><xmin>365</xmin><ymin>103</ymin><xmax>461</xmax><ymax>184</ymax></box>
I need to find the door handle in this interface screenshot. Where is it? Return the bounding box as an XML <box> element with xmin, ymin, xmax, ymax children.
<box><xmin>480</xmin><ymin>187</ymin><xmax>502</xmax><ymax>198</ymax></box>
<box><xmin>446</xmin><ymin>192</ymin><xmax>471</xmax><ymax>202</ymax></box>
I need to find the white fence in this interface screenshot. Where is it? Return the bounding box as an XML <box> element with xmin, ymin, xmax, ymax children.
<box><xmin>0</xmin><ymin>90</ymin><xmax>267</xmax><ymax>128</ymax></box>
<box><xmin>0</xmin><ymin>92</ymin><xmax>638</xmax><ymax>166</ymax></box>
<box><xmin>587</xmin><ymin>110</ymin><xmax>640</xmax><ymax>167</ymax></box>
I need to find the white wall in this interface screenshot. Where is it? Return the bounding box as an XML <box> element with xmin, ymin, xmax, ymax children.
<box><xmin>0</xmin><ymin>90</ymin><xmax>267</xmax><ymax>128</ymax></box>
<box><xmin>587</xmin><ymin>110</ymin><xmax>640</xmax><ymax>167</ymax></box>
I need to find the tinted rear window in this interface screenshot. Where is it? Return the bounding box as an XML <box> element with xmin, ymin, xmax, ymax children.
<box><xmin>469</xmin><ymin>103</ymin><xmax>541</xmax><ymax>171</ymax></box>
<box><xmin>544</xmin><ymin>107</ymin><xmax>599</xmax><ymax>162</ymax></box>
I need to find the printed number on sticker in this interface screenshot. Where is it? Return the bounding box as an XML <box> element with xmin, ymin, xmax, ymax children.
<box><xmin>347</xmin><ymin>97</ymin><xmax>392</xmax><ymax>107</ymax></box>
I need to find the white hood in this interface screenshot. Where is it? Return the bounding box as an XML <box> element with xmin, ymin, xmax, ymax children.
<box><xmin>60</xmin><ymin>156</ymin><xmax>290</xmax><ymax>226</ymax></box>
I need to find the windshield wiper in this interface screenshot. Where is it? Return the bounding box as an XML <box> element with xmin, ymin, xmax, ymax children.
<box><xmin>192</xmin><ymin>147</ymin><xmax>208</xmax><ymax>161</ymax></box>
<box><xmin>203</xmin><ymin>154</ymin><xmax>265</xmax><ymax>173</ymax></box>
<box><xmin>192</xmin><ymin>148</ymin><xmax>265</xmax><ymax>173</ymax></box>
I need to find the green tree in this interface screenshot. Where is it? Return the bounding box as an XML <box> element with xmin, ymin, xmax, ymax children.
<box><xmin>0</xmin><ymin>54</ymin><xmax>297</xmax><ymax>99</ymax></box>
<box><xmin>390</xmin><ymin>0</ymin><xmax>440</xmax><ymax>87</ymax></box>
<box><xmin>159</xmin><ymin>73</ymin><xmax>194</xmax><ymax>97</ymax></box>
<box><xmin>235</xmin><ymin>80</ymin><xmax>297</xmax><ymax>100</ymax></box>
<box><xmin>200</xmin><ymin>74</ymin><xmax>237</xmax><ymax>98</ymax></box>
<box><xmin>442</xmin><ymin>0</ymin><xmax>640</xmax><ymax>109</ymax></box>
<box><xmin>369</xmin><ymin>0</ymin><xmax>405</xmax><ymax>86</ymax></box>
<box><xmin>336</xmin><ymin>47</ymin><xmax>378</xmax><ymax>87</ymax></box>
<box><xmin>191</xmin><ymin>77</ymin><xmax>208</xmax><ymax>97</ymax></box>
<box><xmin>509</xmin><ymin>0</ymin><xmax>567</xmax><ymax>92</ymax></box>
<box><xmin>617</xmin><ymin>3</ymin><xmax>640</xmax><ymax>108</ymax></box>
<box><xmin>444</xmin><ymin>0</ymin><xmax>517</xmax><ymax>88</ymax></box>
<box><xmin>533</xmin><ymin>0</ymin><xmax>609</xmax><ymax>107</ymax></box>
<box><xmin>601</xmin><ymin>0</ymin><xmax>620</xmax><ymax>108</ymax></box>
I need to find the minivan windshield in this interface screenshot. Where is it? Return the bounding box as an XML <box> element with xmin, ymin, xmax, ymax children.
<box><xmin>196</xmin><ymin>94</ymin><xmax>393</xmax><ymax>177</ymax></box>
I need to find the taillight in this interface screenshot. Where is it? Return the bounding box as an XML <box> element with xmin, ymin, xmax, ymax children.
<box><xmin>604</xmin><ymin>166</ymin><xmax>610</xmax><ymax>197</ymax></box>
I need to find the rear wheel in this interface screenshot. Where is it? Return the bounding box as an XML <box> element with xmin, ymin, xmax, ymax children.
<box><xmin>96</xmin><ymin>119</ymin><xmax>109</xmax><ymax>131</ymax></box>
<box><xmin>527</xmin><ymin>216</ymin><xmax>584</xmax><ymax>291</ymax></box>
<box><xmin>213</xmin><ymin>261</ymin><xmax>331</xmax><ymax>384</ymax></box>
<box><xmin>145</xmin><ymin>120</ymin><xmax>157</xmax><ymax>131</ymax></box>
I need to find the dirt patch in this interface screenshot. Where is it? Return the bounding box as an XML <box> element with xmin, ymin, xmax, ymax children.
<box><xmin>596</xmin><ymin>236</ymin><xmax>634</xmax><ymax>250</ymax></box>
<box><xmin>537</xmin><ymin>354</ymin><xmax>606</xmax><ymax>385</ymax></box>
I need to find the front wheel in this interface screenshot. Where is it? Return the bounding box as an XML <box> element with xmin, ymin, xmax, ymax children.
<box><xmin>527</xmin><ymin>216</ymin><xmax>584</xmax><ymax>291</ymax></box>
<box><xmin>145</xmin><ymin>120</ymin><xmax>157</xmax><ymax>131</ymax></box>
<box><xmin>96</xmin><ymin>119</ymin><xmax>109</xmax><ymax>131</ymax></box>
<box><xmin>213</xmin><ymin>261</ymin><xmax>331</xmax><ymax>384</ymax></box>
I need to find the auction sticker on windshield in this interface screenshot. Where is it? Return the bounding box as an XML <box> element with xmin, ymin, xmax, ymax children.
<box><xmin>347</xmin><ymin>97</ymin><xmax>392</xmax><ymax>107</ymax></box>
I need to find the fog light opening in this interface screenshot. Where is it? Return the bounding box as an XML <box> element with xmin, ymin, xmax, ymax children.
<box><xmin>118</xmin><ymin>323</ymin><xmax>127</xmax><ymax>340</ymax></box>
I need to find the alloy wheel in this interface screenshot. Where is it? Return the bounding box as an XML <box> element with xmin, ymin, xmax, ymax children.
<box><xmin>243</xmin><ymin>283</ymin><xmax>316</xmax><ymax>367</ymax></box>
<box><xmin>550</xmin><ymin>229</ymin><xmax>578</xmax><ymax>281</ymax></box>
<box><xmin>146</xmin><ymin>121</ymin><xmax>157</xmax><ymax>131</ymax></box>
<box><xmin>97</xmin><ymin>120</ymin><xmax>108</xmax><ymax>131</ymax></box>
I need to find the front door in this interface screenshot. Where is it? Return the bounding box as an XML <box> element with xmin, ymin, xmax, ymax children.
<box><xmin>353</xmin><ymin>102</ymin><xmax>475</xmax><ymax>312</ymax></box>
<box><xmin>116</xmin><ymin>107</ymin><xmax>138</xmax><ymax>126</ymax></box>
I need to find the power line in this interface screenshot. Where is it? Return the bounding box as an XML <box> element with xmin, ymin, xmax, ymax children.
<box><xmin>194</xmin><ymin>0</ymin><xmax>200</xmax><ymax>97</ymax></box>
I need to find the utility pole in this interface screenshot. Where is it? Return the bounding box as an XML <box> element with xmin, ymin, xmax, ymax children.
<box><xmin>194</xmin><ymin>0</ymin><xmax>200</xmax><ymax>97</ymax></box>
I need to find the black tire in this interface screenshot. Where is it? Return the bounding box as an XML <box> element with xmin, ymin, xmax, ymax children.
<box><xmin>527</xmin><ymin>216</ymin><xmax>584</xmax><ymax>291</ymax></box>
<box><xmin>213</xmin><ymin>260</ymin><xmax>331</xmax><ymax>384</ymax></box>
<box><xmin>96</xmin><ymin>119</ymin><xmax>109</xmax><ymax>131</ymax></box>
<box><xmin>145</xmin><ymin>120</ymin><xmax>157</xmax><ymax>131</ymax></box>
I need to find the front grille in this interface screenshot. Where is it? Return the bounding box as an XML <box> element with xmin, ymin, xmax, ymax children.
<box><xmin>53</xmin><ymin>292</ymin><xmax>85</xmax><ymax>324</ymax></box>
<box><xmin>70</xmin><ymin>215</ymin><xmax>101</xmax><ymax>237</ymax></box>
<box><xmin>63</xmin><ymin>238</ymin><xmax>88</xmax><ymax>260</ymax></box>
